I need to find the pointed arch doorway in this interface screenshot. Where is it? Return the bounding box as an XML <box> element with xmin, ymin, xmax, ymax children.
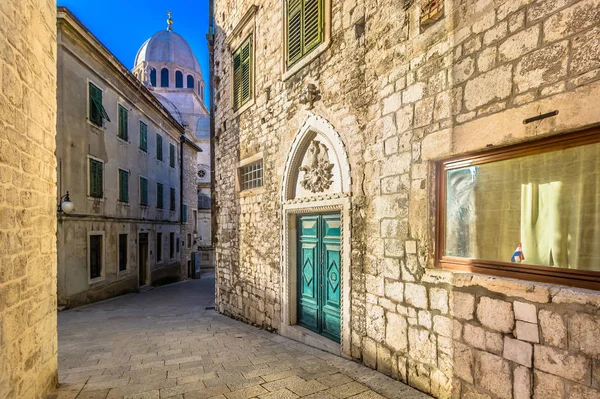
<box><xmin>280</xmin><ymin>114</ymin><xmax>352</xmax><ymax>358</ymax></box>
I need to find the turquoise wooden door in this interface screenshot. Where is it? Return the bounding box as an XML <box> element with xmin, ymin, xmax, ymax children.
<box><xmin>297</xmin><ymin>214</ymin><xmax>341</xmax><ymax>342</ymax></box>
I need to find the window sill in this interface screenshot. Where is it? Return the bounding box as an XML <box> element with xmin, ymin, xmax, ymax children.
<box><xmin>88</xmin><ymin>196</ymin><xmax>104</xmax><ymax>202</ymax></box>
<box><xmin>239</xmin><ymin>186</ymin><xmax>264</xmax><ymax>198</ymax></box>
<box><xmin>117</xmin><ymin>137</ymin><xmax>129</xmax><ymax>144</ymax></box>
<box><xmin>438</xmin><ymin>257</ymin><xmax>600</xmax><ymax>291</ymax></box>
<box><xmin>88</xmin><ymin>276</ymin><xmax>105</xmax><ymax>285</ymax></box>
<box><xmin>87</xmin><ymin>119</ymin><xmax>105</xmax><ymax>131</ymax></box>
<box><xmin>139</xmin><ymin>148</ymin><xmax>148</xmax><ymax>154</ymax></box>
<box><xmin>282</xmin><ymin>40</ymin><xmax>330</xmax><ymax>82</ymax></box>
<box><xmin>232</xmin><ymin>98</ymin><xmax>255</xmax><ymax>119</ymax></box>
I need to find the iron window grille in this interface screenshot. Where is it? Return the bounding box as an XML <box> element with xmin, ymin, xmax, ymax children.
<box><xmin>239</xmin><ymin>160</ymin><xmax>263</xmax><ymax>191</ymax></box>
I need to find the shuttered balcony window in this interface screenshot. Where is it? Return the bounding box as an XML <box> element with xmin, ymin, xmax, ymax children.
<box><xmin>286</xmin><ymin>0</ymin><xmax>323</xmax><ymax>67</ymax></box>
<box><xmin>89</xmin><ymin>158</ymin><xmax>103</xmax><ymax>198</ymax></box>
<box><xmin>169</xmin><ymin>144</ymin><xmax>176</xmax><ymax>168</ymax></box>
<box><xmin>117</xmin><ymin>104</ymin><xmax>128</xmax><ymax>141</ymax></box>
<box><xmin>139</xmin><ymin>122</ymin><xmax>148</xmax><ymax>152</ymax></box>
<box><xmin>118</xmin><ymin>169</ymin><xmax>129</xmax><ymax>203</ymax></box>
<box><xmin>232</xmin><ymin>36</ymin><xmax>253</xmax><ymax>110</ymax></box>
<box><xmin>88</xmin><ymin>82</ymin><xmax>110</xmax><ymax>127</ymax></box>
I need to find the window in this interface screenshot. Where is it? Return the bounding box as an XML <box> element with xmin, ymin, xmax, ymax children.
<box><xmin>156</xmin><ymin>232</ymin><xmax>162</xmax><ymax>261</ymax></box>
<box><xmin>187</xmin><ymin>75</ymin><xmax>194</xmax><ymax>88</ymax></box>
<box><xmin>198</xmin><ymin>193</ymin><xmax>211</xmax><ymax>209</ymax></box>
<box><xmin>156</xmin><ymin>134</ymin><xmax>163</xmax><ymax>161</ymax></box>
<box><xmin>88</xmin><ymin>82</ymin><xmax>110</xmax><ymax>126</ymax></box>
<box><xmin>239</xmin><ymin>160</ymin><xmax>263</xmax><ymax>191</ymax></box>
<box><xmin>157</xmin><ymin>183</ymin><xmax>164</xmax><ymax>209</ymax></box>
<box><xmin>170</xmin><ymin>187</ymin><xmax>176</xmax><ymax>211</ymax></box>
<box><xmin>169</xmin><ymin>232</ymin><xmax>175</xmax><ymax>259</ymax></box>
<box><xmin>176</xmin><ymin>238</ymin><xmax>180</xmax><ymax>253</ymax></box>
<box><xmin>118</xmin><ymin>169</ymin><xmax>129</xmax><ymax>203</ymax></box>
<box><xmin>183</xmin><ymin>204</ymin><xmax>188</xmax><ymax>222</ymax></box>
<box><xmin>198</xmin><ymin>169</ymin><xmax>206</xmax><ymax>179</ymax></box>
<box><xmin>150</xmin><ymin>68</ymin><xmax>157</xmax><ymax>86</ymax></box>
<box><xmin>437</xmin><ymin>128</ymin><xmax>600</xmax><ymax>289</ymax></box>
<box><xmin>89</xmin><ymin>158</ymin><xmax>103</xmax><ymax>198</ymax></box>
<box><xmin>140</xmin><ymin>177</ymin><xmax>148</xmax><ymax>206</ymax></box>
<box><xmin>286</xmin><ymin>0</ymin><xmax>323</xmax><ymax>67</ymax></box>
<box><xmin>118</xmin><ymin>234</ymin><xmax>127</xmax><ymax>272</ymax></box>
<box><xmin>175</xmin><ymin>71</ymin><xmax>183</xmax><ymax>88</ymax></box>
<box><xmin>169</xmin><ymin>143</ymin><xmax>176</xmax><ymax>168</ymax></box>
<box><xmin>118</xmin><ymin>104</ymin><xmax>128</xmax><ymax>141</ymax></box>
<box><xmin>232</xmin><ymin>35</ymin><xmax>253</xmax><ymax>110</ymax></box>
<box><xmin>161</xmin><ymin>68</ymin><xmax>169</xmax><ymax>87</ymax></box>
<box><xmin>420</xmin><ymin>0</ymin><xmax>444</xmax><ymax>32</ymax></box>
<box><xmin>139</xmin><ymin>122</ymin><xmax>148</xmax><ymax>152</ymax></box>
<box><xmin>193</xmin><ymin>210</ymin><xmax>198</xmax><ymax>232</ymax></box>
<box><xmin>89</xmin><ymin>234</ymin><xmax>102</xmax><ymax>279</ymax></box>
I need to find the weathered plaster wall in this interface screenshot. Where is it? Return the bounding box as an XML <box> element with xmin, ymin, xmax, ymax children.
<box><xmin>57</xmin><ymin>10</ymin><xmax>186</xmax><ymax>307</ymax></box>
<box><xmin>182</xmin><ymin>141</ymin><xmax>199</xmax><ymax>277</ymax></box>
<box><xmin>0</xmin><ymin>0</ymin><xmax>58</xmax><ymax>397</ymax></box>
<box><xmin>213</xmin><ymin>0</ymin><xmax>600</xmax><ymax>397</ymax></box>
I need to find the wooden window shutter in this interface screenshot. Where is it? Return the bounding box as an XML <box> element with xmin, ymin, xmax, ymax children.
<box><xmin>170</xmin><ymin>144</ymin><xmax>175</xmax><ymax>168</ymax></box>
<box><xmin>183</xmin><ymin>204</ymin><xmax>188</xmax><ymax>222</ymax></box>
<box><xmin>119</xmin><ymin>170</ymin><xmax>129</xmax><ymax>202</ymax></box>
<box><xmin>240</xmin><ymin>39</ymin><xmax>252</xmax><ymax>106</ymax></box>
<box><xmin>170</xmin><ymin>188</ymin><xmax>176</xmax><ymax>211</ymax></box>
<box><xmin>118</xmin><ymin>105</ymin><xmax>128</xmax><ymax>140</ymax></box>
<box><xmin>303</xmin><ymin>0</ymin><xmax>322</xmax><ymax>53</ymax></box>
<box><xmin>157</xmin><ymin>183</ymin><xmax>164</xmax><ymax>209</ymax></box>
<box><xmin>90</xmin><ymin>159</ymin><xmax>103</xmax><ymax>198</ymax></box>
<box><xmin>156</xmin><ymin>134</ymin><xmax>163</xmax><ymax>160</ymax></box>
<box><xmin>140</xmin><ymin>177</ymin><xmax>148</xmax><ymax>206</ymax></box>
<box><xmin>287</xmin><ymin>0</ymin><xmax>303</xmax><ymax>66</ymax></box>
<box><xmin>140</xmin><ymin>122</ymin><xmax>148</xmax><ymax>151</ymax></box>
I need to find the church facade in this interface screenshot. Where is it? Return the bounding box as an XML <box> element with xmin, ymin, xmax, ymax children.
<box><xmin>56</xmin><ymin>7</ymin><xmax>208</xmax><ymax>307</ymax></box>
<box><xmin>212</xmin><ymin>0</ymin><xmax>600</xmax><ymax>398</ymax></box>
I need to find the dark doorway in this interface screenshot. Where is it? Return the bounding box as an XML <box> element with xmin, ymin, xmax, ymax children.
<box><xmin>138</xmin><ymin>233</ymin><xmax>149</xmax><ymax>287</ymax></box>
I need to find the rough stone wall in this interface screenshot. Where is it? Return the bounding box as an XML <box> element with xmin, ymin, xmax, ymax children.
<box><xmin>213</xmin><ymin>0</ymin><xmax>600</xmax><ymax>397</ymax></box>
<box><xmin>182</xmin><ymin>141</ymin><xmax>199</xmax><ymax>278</ymax></box>
<box><xmin>0</xmin><ymin>0</ymin><xmax>58</xmax><ymax>397</ymax></box>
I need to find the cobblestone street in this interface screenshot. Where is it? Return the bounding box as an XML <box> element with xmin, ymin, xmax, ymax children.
<box><xmin>52</xmin><ymin>278</ymin><xmax>430</xmax><ymax>399</ymax></box>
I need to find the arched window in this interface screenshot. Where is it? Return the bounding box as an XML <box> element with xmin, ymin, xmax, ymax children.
<box><xmin>150</xmin><ymin>69</ymin><xmax>156</xmax><ymax>86</ymax></box>
<box><xmin>197</xmin><ymin>81</ymin><xmax>201</xmax><ymax>94</ymax></box>
<box><xmin>161</xmin><ymin>68</ymin><xmax>169</xmax><ymax>87</ymax></box>
<box><xmin>175</xmin><ymin>71</ymin><xmax>183</xmax><ymax>88</ymax></box>
<box><xmin>187</xmin><ymin>75</ymin><xmax>194</xmax><ymax>89</ymax></box>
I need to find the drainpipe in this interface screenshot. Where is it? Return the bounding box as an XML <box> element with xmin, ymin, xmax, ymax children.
<box><xmin>208</xmin><ymin>0</ymin><xmax>216</xmax><ymax>248</ymax></box>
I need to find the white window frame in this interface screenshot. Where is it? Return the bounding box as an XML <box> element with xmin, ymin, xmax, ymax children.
<box><xmin>87</xmin><ymin>231</ymin><xmax>105</xmax><ymax>284</ymax></box>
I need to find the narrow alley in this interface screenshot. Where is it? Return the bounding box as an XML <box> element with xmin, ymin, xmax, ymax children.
<box><xmin>52</xmin><ymin>279</ymin><xmax>430</xmax><ymax>399</ymax></box>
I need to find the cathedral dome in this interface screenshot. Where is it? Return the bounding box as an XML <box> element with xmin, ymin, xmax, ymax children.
<box><xmin>134</xmin><ymin>30</ymin><xmax>201</xmax><ymax>75</ymax></box>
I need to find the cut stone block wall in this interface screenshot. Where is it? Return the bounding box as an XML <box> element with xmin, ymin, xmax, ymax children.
<box><xmin>213</xmin><ymin>0</ymin><xmax>600</xmax><ymax>397</ymax></box>
<box><xmin>0</xmin><ymin>0</ymin><xmax>58</xmax><ymax>397</ymax></box>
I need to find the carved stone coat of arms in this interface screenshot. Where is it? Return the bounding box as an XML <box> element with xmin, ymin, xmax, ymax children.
<box><xmin>299</xmin><ymin>140</ymin><xmax>334</xmax><ymax>193</ymax></box>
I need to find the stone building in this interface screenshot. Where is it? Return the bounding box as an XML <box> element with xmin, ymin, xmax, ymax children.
<box><xmin>0</xmin><ymin>0</ymin><xmax>58</xmax><ymax>397</ymax></box>
<box><xmin>56</xmin><ymin>7</ymin><xmax>201</xmax><ymax>307</ymax></box>
<box><xmin>132</xmin><ymin>18</ymin><xmax>215</xmax><ymax>272</ymax></box>
<box><xmin>212</xmin><ymin>0</ymin><xmax>600</xmax><ymax>398</ymax></box>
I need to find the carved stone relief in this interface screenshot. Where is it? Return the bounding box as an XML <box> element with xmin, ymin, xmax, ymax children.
<box><xmin>299</xmin><ymin>140</ymin><xmax>334</xmax><ymax>193</ymax></box>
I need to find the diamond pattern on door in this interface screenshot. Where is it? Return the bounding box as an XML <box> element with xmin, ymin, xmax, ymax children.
<box><xmin>303</xmin><ymin>258</ymin><xmax>314</xmax><ymax>286</ymax></box>
<box><xmin>327</xmin><ymin>261</ymin><xmax>339</xmax><ymax>293</ymax></box>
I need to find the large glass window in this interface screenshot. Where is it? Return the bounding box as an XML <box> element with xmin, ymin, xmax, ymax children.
<box><xmin>439</xmin><ymin>130</ymin><xmax>600</xmax><ymax>288</ymax></box>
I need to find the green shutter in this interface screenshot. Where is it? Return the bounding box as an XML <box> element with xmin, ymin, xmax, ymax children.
<box><xmin>286</xmin><ymin>0</ymin><xmax>323</xmax><ymax>67</ymax></box>
<box><xmin>140</xmin><ymin>122</ymin><xmax>148</xmax><ymax>151</ymax></box>
<box><xmin>156</xmin><ymin>134</ymin><xmax>163</xmax><ymax>161</ymax></box>
<box><xmin>303</xmin><ymin>0</ymin><xmax>322</xmax><ymax>53</ymax></box>
<box><xmin>287</xmin><ymin>0</ymin><xmax>303</xmax><ymax>65</ymax></box>
<box><xmin>140</xmin><ymin>177</ymin><xmax>148</xmax><ymax>206</ymax></box>
<box><xmin>119</xmin><ymin>169</ymin><xmax>129</xmax><ymax>202</ymax></box>
<box><xmin>88</xmin><ymin>82</ymin><xmax>110</xmax><ymax>125</ymax></box>
<box><xmin>170</xmin><ymin>188</ymin><xmax>176</xmax><ymax>211</ymax></box>
<box><xmin>182</xmin><ymin>204</ymin><xmax>187</xmax><ymax>222</ymax></box>
<box><xmin>157</xmin><ymin>183</ymin><xmax>163</xmax><ymax>209</ymax></box>
<box><xmin>118</xmin><ymin>105</ymin><xmax>128</xmax><ymax>140</ymax></box>
<box><xmin>232</xmin><ymin>36</ymin><xmax>252</xmax><ymax>110</ymax></box>
<box><xmin>89</xmin><ymin>159</ymin><xmax>103</xmax><ymax>198</ymax></box>
<box><xmin>170</xmin><ymin>144</ymin><xmax>175</xmax><ymax>168</ymax></box>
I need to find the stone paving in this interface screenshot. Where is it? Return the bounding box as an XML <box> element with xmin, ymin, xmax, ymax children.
<box><xmin>51</xmin><ymin>277</ymin><xmax>430</xmax><ymax>399</ymax></box>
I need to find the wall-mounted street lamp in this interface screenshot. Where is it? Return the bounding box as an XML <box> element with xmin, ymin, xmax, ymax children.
<box><xmin>58</xmin><ymin>191</ymin><xmax>74</xmax><ymax>214</ymax></box>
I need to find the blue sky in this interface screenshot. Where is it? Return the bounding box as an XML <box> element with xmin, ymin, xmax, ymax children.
<box><xmin>57</xmin><ymin>0</ymin><xmax>210</xmax><ymax>103</ymax></box>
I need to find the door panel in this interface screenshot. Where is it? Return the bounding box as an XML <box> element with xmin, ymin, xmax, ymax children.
<box><xmin>297</xmin><ymin>214</ymin><xmax>341</xmax><ymax>343</ymax></box>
